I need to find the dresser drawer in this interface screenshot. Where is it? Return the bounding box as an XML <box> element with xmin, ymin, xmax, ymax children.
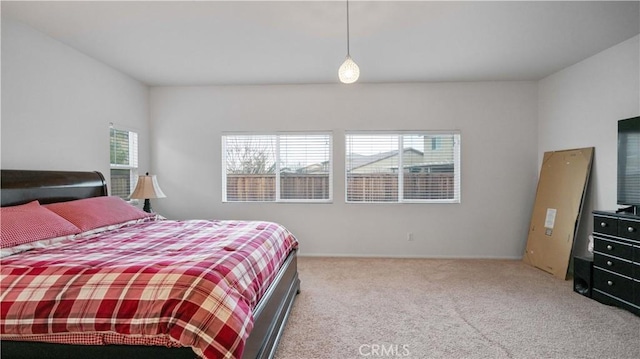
<box><xmin>594</xmin><ymin>254</ymin><xmax>634</xmax><ymax>277</ymax></box>
<box><xmin>593</xmin><ymin>268</ymin><xmax>634</xmax><ymax>303</ymax></box>
<box><xmin>594</xmin><ymin>238</ymin><xmax>633</xmax><ymax>261</ymax></box>
<box><xmin>592</xmin><ymin>211</ymin><xmax>640</xmax><ymax>316</ymax></box>
<box><xmin>594</xmin><ymin>215</ymin><xmax>618</xmax><ymax>236</ymax></box>
<box><xmin>619</xmin><ymin>219</ymin><xmax>640</xmax><ymax>241</ymax></box>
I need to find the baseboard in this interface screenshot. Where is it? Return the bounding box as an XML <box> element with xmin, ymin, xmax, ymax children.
<box><xmin>297</xmin><ymin>253</ymin><xmax>523</xmax><ymax>260</ymax></box>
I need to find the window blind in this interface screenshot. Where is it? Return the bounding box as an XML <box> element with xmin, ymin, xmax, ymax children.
<box><xmin>110</xmin><ymin>127</ymin><xmax>138</xmax><ymax>200</ymax></box>
<box><xmin>222</xmin><ymin>133</ymin><xmax>332</xmax><ymax>202</ymax></box>
<box><xmin>279</xmin><ymin>134</ymin><xmax>332</xmax><ymax>200</ymax></box>
<box><xmin>346</xmin><ymin>132</ymin><xmax>460</xmax><ymax>203</ymax></box>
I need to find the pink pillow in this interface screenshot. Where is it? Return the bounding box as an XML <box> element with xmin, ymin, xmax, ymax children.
<box><xmin>1</xmin><ymin>201</ymin><xmax>81</xmax><ymax>248</ymax></box>
<box><xmin>45</xmin><ymin>196</ymin><xmax>152</xmax><ymax>232</ymax></box>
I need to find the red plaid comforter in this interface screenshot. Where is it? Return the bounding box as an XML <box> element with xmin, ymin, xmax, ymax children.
<box><xmin>1</xmin><ymin>219</ymin><xmax>298</xmax><ymax>359</ymax></box>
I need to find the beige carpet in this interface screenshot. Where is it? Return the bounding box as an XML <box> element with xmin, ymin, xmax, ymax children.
<box><xmin>274</xmin><ymin>257</ymin><xmax>640</xmax><ymax>359</ymax></box>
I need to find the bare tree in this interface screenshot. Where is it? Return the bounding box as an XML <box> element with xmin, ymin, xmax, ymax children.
<box><xmin>225</xmin><ymin>136</ymin><xmax>276</xmax><ymax>174</ymax></box>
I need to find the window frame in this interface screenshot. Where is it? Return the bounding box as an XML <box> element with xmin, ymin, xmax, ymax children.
<box><xmin>109</xmin><ymin>124</ymin><xmax>139</xmax><ymax>201</ymax></box>
<box><xmin>222</xmin><ymin>131</ymin><xmax>333</xmax><ymax>203</ymax></box>
<box><xmin>345</xmin><ymin>130</ymin><xmax>461</xmax><ymax>204</ymax></box>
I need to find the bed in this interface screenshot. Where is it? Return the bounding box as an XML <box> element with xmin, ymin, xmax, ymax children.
<box><xmin>0</xmin><ymin>169</ymin><xmax>300</xmax><ymax>359</ymax></box>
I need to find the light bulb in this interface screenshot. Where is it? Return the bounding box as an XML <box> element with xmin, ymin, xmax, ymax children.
<box><xmin>338</xmin><ymin>55</ymin><xmax>360</xmax><ymax>84</ymax></box>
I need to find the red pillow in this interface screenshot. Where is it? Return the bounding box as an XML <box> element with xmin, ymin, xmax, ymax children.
<box><xmin>1</xmin><ymin>201</ymin><xmax>81</xmax><ymax>248</ymax></box>
<box><xmin>45</xmin><ymin>196</ymin><xmax>152</xmax><ymax>232</ymax></box>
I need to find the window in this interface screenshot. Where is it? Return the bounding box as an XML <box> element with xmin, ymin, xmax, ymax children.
<box><xmin>346</xmin><ymin>132</ymin><xmax>460</xmax><ymax>203</ymax></box>
<box><xmin>222</xmin><ymin>133</ymin><xmax>332</xmax><ymax>202</ymax></box>
<box><xmin>110</xmin><ymin>126</ymin><xmax>138</xmax><ymax>200</ymax></box>
<box><xmin>431</xmin><ymin>137</ymin><xmax>441</xmax><ymax>150</ymax></box>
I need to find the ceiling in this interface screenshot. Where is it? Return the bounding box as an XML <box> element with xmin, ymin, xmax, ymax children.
<box><xmin>2</xmin><ymin>1</ymin><xmax>639</xmax><ymax>86</ymax></box>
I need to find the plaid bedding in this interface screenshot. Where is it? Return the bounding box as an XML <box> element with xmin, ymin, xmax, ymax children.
<box><xmin>1</xmin><ymin>219</ymin><xmax>298</xmax><ymax>359</ymax></box>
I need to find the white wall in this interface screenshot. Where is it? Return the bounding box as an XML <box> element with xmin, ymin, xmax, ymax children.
<box><xmin>538</xmin><ymin>35</ymin><xmax>640</xmax><ymax>256</ymax></box>
<box><xmin>6</xmin><ymin>14</ymin><xmax>634</xmax><ymax>260</ymax></box>
<box><xmin>1</xmin><ymin>18</ymin><xmax>150</xmax><ymax>189</ymax></box>
<box><xmin>151</xmin><ymin>82</ymin><xmax>538</xmax><ymax>258</ymax></box>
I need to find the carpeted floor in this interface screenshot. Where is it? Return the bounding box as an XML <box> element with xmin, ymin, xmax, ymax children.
<box><xmin>274</xmin><ymin>257</ymin><xmax>640</xmax><ymax>359</ymax></box>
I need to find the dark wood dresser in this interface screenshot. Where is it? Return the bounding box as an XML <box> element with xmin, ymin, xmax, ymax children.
<box><xmin>592</xmin><ymin>210</ymin><xmax>640</xmax><ymax>315</ymax></box>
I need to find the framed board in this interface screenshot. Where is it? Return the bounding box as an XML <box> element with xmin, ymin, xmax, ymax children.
<box><xmin>523</xmin><ymin>147</ymin><xmax>594</xmax><ymax>279</ymax></box>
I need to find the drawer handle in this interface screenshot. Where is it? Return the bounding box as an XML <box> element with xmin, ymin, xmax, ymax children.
<box><xmin>606</xmin><ymin>245</ymin><xmax>613</xmax><ymax>250</ymax></box>
<box><xmin>606</xmin><ymin>261</ymin><xmax>613</xmax><ymax>266</ymax></box>
<box><xmin>600</xmin><ymin>222</ymin><xmax>607</xmax><ymax>228</ymax></box>
<box><xmin>607</xmin><ymin>280</ymin><xmax>614</xmax><ymax>286</ymax></box>
<box><xmin>629</xmin><ymin>226</ymin><xmax>636</xmax><ymax>233</ymax></box>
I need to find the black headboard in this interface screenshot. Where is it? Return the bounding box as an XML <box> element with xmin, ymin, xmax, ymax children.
<box><xmin>1</xmin><ymin>169</ymin><xmax>108</xmax><ymax>207</ymax></box>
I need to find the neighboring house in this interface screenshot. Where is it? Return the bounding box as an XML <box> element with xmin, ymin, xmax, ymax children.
<box><xmin>423</xmin><ymin>135</ymin><xmax>455</xmax><ymax>163</ymax></box>
<box><xmin>297</xmin><ymin>162</ymin><xmax>330</xmax><ymax>174</ymax></box>
<box><xmin>403</xmin><ymin>163</ymin><xmax>454</xmax><ymax>174</ymax></box>
<box><xmin>347</xmin><ymin>145</ymin><xmax>455</xmax><ymax>174</ymax></box>
<box><xmin>348</xmin><ymin>148</ymin><xmax>424</xmax><ymax>174</ymax></box>
<box><xmin>300</xmin><ymin>135</ymin><xmax>457</xmax><ymax>174</ymax></box>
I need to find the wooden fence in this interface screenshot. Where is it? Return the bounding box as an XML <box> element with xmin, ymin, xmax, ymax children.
<box><xmin>110</xmin><ymin>169</ymin><xmax>131</xmax><ymax>199</ymax></box>
<box><xmin>347</xmin><ymin>173</ymin><xmax>454</xmax><ymax>202</ymax></box>
<box><xmin>226</xmin><ymin>174</ymin><xmax>330</xmax><ymax>201</ymax></box>
<box><xmin>226</xmin><ymin>173</ymin><xmax>454</xmax><ymax>201</ymax></box>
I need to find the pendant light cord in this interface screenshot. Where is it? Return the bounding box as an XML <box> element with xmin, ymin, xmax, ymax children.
<box><xmin>346</xmin><ymin>0</ymin><xmax>350</xmax><ymax>56</ymax></box>
<box><xmin>338</xmin><ymin>0</ymin><xmax>359</xmax><ymax>83</ymax></box>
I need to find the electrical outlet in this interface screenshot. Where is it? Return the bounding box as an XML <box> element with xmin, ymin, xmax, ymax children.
<box><xmin>407</xmin><ymin>232</ymin><xmax>414</xmax><ymax>241</ymax></box>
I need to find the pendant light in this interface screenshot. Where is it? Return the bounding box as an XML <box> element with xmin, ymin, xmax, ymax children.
<box><xmin>338</xmin><ymin>0</ymin><xmax>359</xmax><ymax>84</ymax></box>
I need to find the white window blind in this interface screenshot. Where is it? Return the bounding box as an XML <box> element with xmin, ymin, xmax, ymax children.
<box><xmin>618</xmin><ymin>121</ymin><xmax>640</xmax><ymax>205</ymax></box>
<box><xmin>110</xmin><ymin>126</ymin><xmax>138</xmax><ymax>200</ymax></box>
<box><xmin>346</xmin><ymin>132</ymin><xmax>460</xmax><ymax>203</ymax></box>
<box><xmin>222</xmin><ymin>133</ymin><xmax>332</xmax><ymax>202</ymax></box>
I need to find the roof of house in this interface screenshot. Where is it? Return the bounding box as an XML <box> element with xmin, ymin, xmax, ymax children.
<box><xmin>347</xmin><ymin>148</ymin><xmax>423</xmax><ymax>171</ymax></box>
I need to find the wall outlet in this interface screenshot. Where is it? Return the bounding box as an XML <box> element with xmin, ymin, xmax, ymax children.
<box><xmin>407</xmin><ymin>232</ymin><xmax>414</xmax><ymax>241</ymax></box>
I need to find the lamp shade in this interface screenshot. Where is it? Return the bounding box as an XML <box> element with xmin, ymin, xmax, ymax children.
<box><xmin>129</xmin><ymin>174</ymin><xmax>166</xmax><ymax>199</ymax></box>
<box><xmin>338</xmin><ymin>55</ymin><xmax>360</xmax><ymax>84</ymax></box>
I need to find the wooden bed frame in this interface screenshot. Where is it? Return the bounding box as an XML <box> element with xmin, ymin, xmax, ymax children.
<box><xmin>0</xmin><ymin>169</ymin><xmax>300</xmax><ymax>359</ymax></box>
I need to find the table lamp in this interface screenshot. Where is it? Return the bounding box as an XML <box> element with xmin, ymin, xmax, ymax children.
<box><xmin>129</xmin><ymin>172</ymin><xmax>166</xmax><ymax>213</ymax></box>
